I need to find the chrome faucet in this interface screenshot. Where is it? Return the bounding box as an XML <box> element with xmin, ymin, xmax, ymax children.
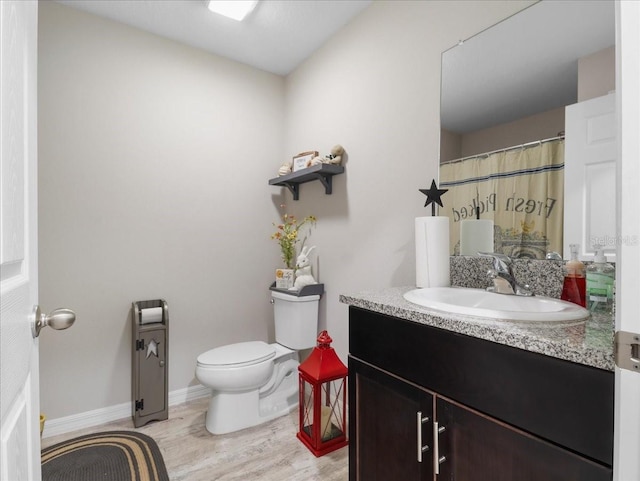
<box><xmin>478</xmin><ymin>252</ymin><xmax>534</xmax><ymax>296</ymax></box>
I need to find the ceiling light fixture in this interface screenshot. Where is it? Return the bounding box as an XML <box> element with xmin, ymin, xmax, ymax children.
<box><xmin>207</xmin><ymin>0</ymin><xmax>258</xmax><ymax>21</ymax></box>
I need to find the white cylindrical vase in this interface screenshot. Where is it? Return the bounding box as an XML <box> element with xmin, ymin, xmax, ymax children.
<box><xmin>460</xmin><ymin>219</ymin><xmax>494</xmax><ymax>256</ymax></box>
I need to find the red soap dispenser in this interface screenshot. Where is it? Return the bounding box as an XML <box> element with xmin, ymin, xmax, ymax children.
<box><xmin>561</xmin><ymin>244</ymin><xmax>586</xmax><ymax>307</ymax></box>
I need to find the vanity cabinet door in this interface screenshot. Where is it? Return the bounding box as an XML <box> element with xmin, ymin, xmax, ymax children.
<box><xmin>436</xmin><ymin>397</ymin><xmax>612</xmax><ymax>481</ymax></box>
<box><xmin>349</xmin><ymin>357</ymin><xmax>433</xmax><ymax>481</ymax></box>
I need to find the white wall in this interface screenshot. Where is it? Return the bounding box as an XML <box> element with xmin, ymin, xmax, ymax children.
<box><xmin>38</xmin><ymin>2</ymin><xmax>285</xmax><ymax>419</ymax></box>
<box><xmin>38</xmin><ymin>0</ymin><xmax>532</xmax><ymax>421</ymax></box>
<box><xmin>578</xmin><ymin>45</ymin><xmax>615</xmax><ymax>102</ymax></box>
<box><xmin>282</xmin><ymin>0</ymin><xmax>533</xmax><ymax>363</ymax></box>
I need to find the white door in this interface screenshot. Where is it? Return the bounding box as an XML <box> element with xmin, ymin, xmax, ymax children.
<box><xmin>564</xmin><ymin>93</ymin><xmax>617</xmax><ymax>262</ymax></box>
<box><xmin>613</xmin><ymin>1</ymin><xmax>640</xmax><ymax>480</ymax></box>
<box><xmin>0</xmin><ymin>1</ymin><xmax>40</xmax><ymax>480</ymax></box>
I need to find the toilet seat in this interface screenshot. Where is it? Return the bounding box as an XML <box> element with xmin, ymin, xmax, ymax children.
<box><xmin>197</xmin><ymin>341</ymin><xmax>276</xmax><ymax>368</ymax></box>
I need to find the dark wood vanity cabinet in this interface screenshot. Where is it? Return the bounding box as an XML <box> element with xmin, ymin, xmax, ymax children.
<box><xmin>348</xmin><ymin>306</ymin><xmax>614</xmax><ymax>481</ymax></box>
<box><xmin>350</xmin><ymin>359</ymin><xmax>433</xmax><ymax>481</ymax></box>
<box><xmin>435</xmin><ymin>397</ymin><xmax>611</xmax><ymax>481</ymax></box>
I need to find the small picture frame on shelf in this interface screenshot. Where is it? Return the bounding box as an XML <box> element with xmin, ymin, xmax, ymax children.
<box><xmin>292</xmin><ymin>151</ymin><xmax>318</xmax><ymax>172</ymax></box>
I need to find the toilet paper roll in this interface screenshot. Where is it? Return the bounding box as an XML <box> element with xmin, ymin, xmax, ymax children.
<box><xmin>460</xmin><ymin>219</ymin><xmax>494</xmax><ymax>256</ymax></box>
<box><xmin>415</xmin><ymin>216</ymin><xmax>450</xmax><ymax>288</ymax></box>
<box><xmin>140</xmin><ymin>307</ymin><xmax>163</xmax><ymax>325</ymax></box>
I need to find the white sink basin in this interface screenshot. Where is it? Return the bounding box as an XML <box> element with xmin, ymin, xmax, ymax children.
<box><xmin>403</xmin><ymin>287</ymin><xmax>589</xmax><ymax>323</ymax></box>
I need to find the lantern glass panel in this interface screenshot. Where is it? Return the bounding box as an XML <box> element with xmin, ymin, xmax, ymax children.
<box><xmin>301</xmin><ymin>378</ymin><xmax>315</xmax><ymax>437</ymax></box>
<box><xmin>320</xmin><ymin>378</ymin><xmax>346</xmax><ymax>441</ymax></box>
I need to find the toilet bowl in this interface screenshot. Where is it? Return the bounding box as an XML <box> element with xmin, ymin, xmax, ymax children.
<box><xmin>195</xmin><ymin>291</ymin><xmax>320</xmax><ymax>435</ymax></box>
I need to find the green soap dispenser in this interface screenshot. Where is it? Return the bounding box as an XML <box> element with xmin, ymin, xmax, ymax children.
<box><xmin>586</xmin><ymin>249</ymin><xmax>615</xmax><ymax>315</ymax></box>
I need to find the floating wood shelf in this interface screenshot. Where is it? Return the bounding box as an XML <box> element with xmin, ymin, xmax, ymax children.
<box><xmin>269</xmin><ymin>164</ymin><xmax>344</xmax><ymax>200</ymax></box>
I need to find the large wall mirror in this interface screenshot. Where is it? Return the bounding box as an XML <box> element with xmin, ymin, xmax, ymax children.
<box><xmin>439</xmin><ymin>1</ymin><xmax>615</xmax><ymax>260</ymax></box>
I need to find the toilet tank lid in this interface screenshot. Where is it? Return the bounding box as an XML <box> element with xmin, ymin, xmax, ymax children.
<box><xmin>197</xmin><ymin>341</ymin><xmax>276</xmax><ymax>367</ymax></box>
<box><xmin>271</xmin><ymin>291</ymin><xmax>320</xmax><ymax>302</ymax></box>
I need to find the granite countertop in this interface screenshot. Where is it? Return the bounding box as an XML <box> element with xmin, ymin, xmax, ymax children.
<box><xmin>339</xmin><ymin>286</ymin><xmax>615</xmax><ymax>372</ymax></box>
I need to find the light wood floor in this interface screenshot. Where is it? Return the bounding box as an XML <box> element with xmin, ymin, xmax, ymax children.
<box><xmin>42</xmin><ymin>397</ymin><xmax>348</xmax><ymax>481</ymax></box>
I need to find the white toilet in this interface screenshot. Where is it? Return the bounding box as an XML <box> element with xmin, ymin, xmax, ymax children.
<box><xmin>195</xmin><ymin>290</ymin><xmax>320</xmax><ymax>435</ymax></box>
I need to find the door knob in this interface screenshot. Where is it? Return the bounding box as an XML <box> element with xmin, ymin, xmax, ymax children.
<box><xmin>32</xmin><ymin>306</ymin><xmax>76</xmax><ymax>338</ymax></box>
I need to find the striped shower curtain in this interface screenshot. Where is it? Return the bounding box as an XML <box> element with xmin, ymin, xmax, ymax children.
<box><xmin>439</xmin><ymin>139</ymin><xmax>564</xmax><ymax>259</ymax></box>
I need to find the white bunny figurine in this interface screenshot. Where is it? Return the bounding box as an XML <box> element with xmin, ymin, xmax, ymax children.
<box><xmin>290</xmin><ymin>245</ymin><xmax>317</xmax><ymax>290</ymax></box>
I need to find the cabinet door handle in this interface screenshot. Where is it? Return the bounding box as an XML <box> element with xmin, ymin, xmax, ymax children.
<box><xmin>416</xmin><ymin>411</ymin><xmax>430</xmax><ymax>462</ymax></box>
<box><xmin>434</xmin><ymin>422</ymin><xmax>446</xmax><ymax>474</ymax></box>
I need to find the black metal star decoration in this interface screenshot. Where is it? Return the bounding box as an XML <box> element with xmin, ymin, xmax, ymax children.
<box><xmin>419</xmin><ymin>179</ymin><xmax>448</xmax><ymax>216</ymax></box>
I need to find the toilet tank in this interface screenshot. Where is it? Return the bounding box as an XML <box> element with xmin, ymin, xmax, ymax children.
<box><xmin>271</xmin><ymin>291</ymin><xmax>320</xmax><ymax>350</ymax></box>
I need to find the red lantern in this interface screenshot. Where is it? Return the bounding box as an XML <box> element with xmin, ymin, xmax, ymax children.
<box><xmin>297</xmin><ymin>330</ymin><xmax>348</xmax><ymax>457</ymax></box>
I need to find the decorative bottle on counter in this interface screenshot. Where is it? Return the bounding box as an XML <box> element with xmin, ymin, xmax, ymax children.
<box><xmin>561</xmin><ymin>244</ymin><xmax>586</xmax><ymax>307</ymax></box>
<box><xmin>586</xmin><ymin>249</ymin><xmax>615</xmax><ymax>316</ymax></box>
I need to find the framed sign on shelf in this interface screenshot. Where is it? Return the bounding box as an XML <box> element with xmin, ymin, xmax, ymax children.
<box><xmin>292</xmin><ymin>151</ymin><xmax>318</xmax><ymax>172</ymax></box>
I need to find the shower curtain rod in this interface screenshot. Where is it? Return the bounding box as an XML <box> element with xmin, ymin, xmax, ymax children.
<box><xmin>440</xmin><ymin>134</ymin><xmax>565</xmax><ymax>166</ymax></box>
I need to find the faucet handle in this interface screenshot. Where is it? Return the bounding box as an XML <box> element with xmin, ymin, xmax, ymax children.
<box><xmin>479</xmin><ymin>253</ymin><xmax>534</xmax><ymax>296</ymax></box>
<box><xmin>478</xmin><ymin>252</ymin><xmax>512</xmax><ymax>272</ymax></box>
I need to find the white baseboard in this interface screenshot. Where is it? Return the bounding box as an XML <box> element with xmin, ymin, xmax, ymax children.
<box><xmin>42</xmin><ymin>384</ymin><xmax>210</xmax><ymax>439</ymax></box>
<box><xmin>168</xmin><ymin>384</ymin><xmax>210</xmax><ymax>406</ymax></box>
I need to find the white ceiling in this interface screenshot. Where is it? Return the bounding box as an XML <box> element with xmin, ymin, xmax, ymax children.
<box><xmin>55</xmin><ymin>0</ymin><xmax>372</xmax><ymax>76</ymax></box>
